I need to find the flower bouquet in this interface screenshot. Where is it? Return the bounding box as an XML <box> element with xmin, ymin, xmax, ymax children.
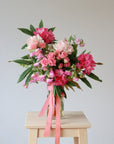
<box><xmin>10</xmin><ymin>20</ymin><xmax>102</xmax><ymax>144</ymax></box>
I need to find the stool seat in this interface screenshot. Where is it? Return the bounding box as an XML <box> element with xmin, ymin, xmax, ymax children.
<box><xmin>25</xmin><ymin>111</ymin><xmax>91</xmax><ymax>144</ymax></box>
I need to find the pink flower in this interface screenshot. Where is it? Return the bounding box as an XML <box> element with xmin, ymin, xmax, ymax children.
<box><xmin>60</xmin><ymin>51</ymin><xmax>68</xmax><ymax>58</ymax></box>
<box><xmin>73</xmin><ymin>77</ymin><xmax>79</xmax><ymax>81</ymax></box>
<box><xmin>33</xmin><ymin>62</ymin><xmax>40</xmax><ymax>67</ymax></box>
<box><xmin>58</xmin><ymin>63</ymin><xmax>63</xmax><ymax>69</ymax></box>
<box><xmin>46</xmin><ymin>78</ymin><xmax>53</xmax><ymax>83</ymax></box>
<box><xmin>54</xmin><ymin>40</ymin><xmax>74</xmax><ymax>54</ymax></box>
<box><xmin>80</xmin><ymin>43</ymin><xmax>85</xmax><ymax>47</ymax></box>
<box><xmin>65</xmin><ymin>70</ymin><xmax>72</xmax><ymax>76</ymax></box>
<box><xmin>64</xmin><ymin>57</ymin><xmax>70</xmax><ymax>63</ymax></box>
<box><xmin>40</xmin><ymin>57</ymin><xmax>48</xmax><ymax>67</ymax></box>
<box><xmin>34</xmin><ymin>28</ymin><xmax>55</xmax><ymax>44</ymax></box>
<box><xmin>49</xmin><ymin>70</ymin><xmax>55</xmax><ymax>78</ymax></box>
<box><xmin>37</xmin><ymin>53</ymin><xmax>44</xmax><ymax>59</ymax></box>
<box><xmin>47</xmin><ymin>52</ymin><xmax>55</xmax><ymax>59</ymax></box>
<box><xmin>26</xmin><ymin>35</ymin><xmax>44</xmax><ymax>51</ymax></box>
<box><xmin>39</xmin><ymin>42</ymin><xmax>46</xmax><ymax>48</ymax></box>
<box><xmin>64</xmin><ymin>62</ymin><xmax>71</xmax><ymax>67</ymax></box>
<box><xmin>48</xmin><ymin>58</ymin><xmax>56</xmax><ymax>66</ymax></box>
<box><xmin>23</xmin><ymin>81</ymin><xmax>29</xmax><ymax>88</ymax></box>
<box><xmin>75</xmin><ymin>38</ymin><xmax>81</xmax><ymax>45</ymax></box>
<box><xmin>38</xmin><ymin>75</ymin><xmax>46</xmax><ymax>81</ymax></box>
<box><xmin>53</xmin><ymin>69</ymin><xmax>68</xmax><ymax>86</ymax></box>
<box><xmin>76</xmin><ymin>53</ymin><xmax>96</xmax><ymax>75</ymax></box>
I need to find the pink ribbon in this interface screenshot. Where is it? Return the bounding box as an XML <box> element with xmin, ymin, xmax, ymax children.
<box><xmin>39</xmin><ymin>84</ymin><xmax>61</xmax><ymax>144</ymax></box>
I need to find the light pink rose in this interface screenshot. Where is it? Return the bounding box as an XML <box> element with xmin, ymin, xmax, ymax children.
<box><xmin>64</xmin><ymin>57</ymin><xmax>70</xmax><ymax>63</ymax></box>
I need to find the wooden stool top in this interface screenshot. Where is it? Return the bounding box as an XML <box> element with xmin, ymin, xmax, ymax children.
<box><xmin>25</xmin><ymin>111</ymin><xmax>91</xmax><ymax>129</ymax></box>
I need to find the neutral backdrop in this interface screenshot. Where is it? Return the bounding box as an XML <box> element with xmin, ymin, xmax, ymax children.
<box><xmin>0</xmin><ymin>0</ymin><xmax>114</xmax><ymax>144</ymax></box>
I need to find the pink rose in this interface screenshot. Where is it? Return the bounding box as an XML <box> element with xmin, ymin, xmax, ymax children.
<box><xmin>40</xmin><ymin>57</ymin><xmax>48</xmax><ymax>67</ymax></box>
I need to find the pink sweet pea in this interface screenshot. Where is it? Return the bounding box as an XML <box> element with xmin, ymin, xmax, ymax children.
<box><xmin>49</xmin><ymin>69</ymin><xmax>55</xmax><ymax>78</ymax></box>
<box><xmin>75</xmin><ymin>38</ymin><xmax>81</xmax><ymax>45</ymax></box>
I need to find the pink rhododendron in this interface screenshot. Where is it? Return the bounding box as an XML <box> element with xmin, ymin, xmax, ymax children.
<box><xmin>34</xmin><ymin>28</ymin><xmax>55</xmax><ymax>44</ymax></box>
<box><xmin>76</xmin><ymin>54</ymin><xmax>96</xmax><ymax>75</ymax></box>
<box><xmin>54</xmin><ymin>40</ymin><xmax>74</xmax><ymax>54</ymax></box>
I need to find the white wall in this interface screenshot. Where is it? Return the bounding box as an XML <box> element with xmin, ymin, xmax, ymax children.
<box><xmin>0</xmin><ymin>0</ymin><xmax>114</xmax><ymax>144</ymax></box>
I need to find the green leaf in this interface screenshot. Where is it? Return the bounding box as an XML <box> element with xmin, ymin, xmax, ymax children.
<box><xmin>25</xmin><ymin>71</ymin><xmax>33</xmax><ymax>85</ymax></box>
<box><xmin>48</xmin><ymin>27</ymin><xmax>56</xmax><ymax>32</ymax></box>
<box><xmin>21</xmin><ymin>54</ymin><xmax>30</xmax><ymax>59</ymax></box>
<box><xmin>13</xmin><ymin>59</ymin><xmax>33</xmax><ymax>65</ymax></box>
<box><xmin>18</xmin><ymin>28</ymin><xmax>34</xmax><ymax>36</ymax></box>
<box><xmin>68</xmin><ymin>35</ymin><xmax>72</xmax><ymax>42</ymax></box>
<box><xmin>21</xmin><ymin>44</ymin><xmax>27</xmax><ymax>50</ymax></box>
<box><xmin>39</xmin><ymin>20</ymin><xmax>43</xmax><ymax>28</ymax></box>
<box><xmin>53</xmin><ymin>85</ymin><xmax>56</xmax><ymax>97</ymax></box>
<box><xmin>17</xmin><ymin>67</ymin><xmax>32</xmax><ymax>83</ymax></box>
<box><xmin>87</xmin><ymin>73</ymin><xmax>102</xmax><ymax>82</ymax></box>
<box><xmin>56</xmin><ymin>86</ymin><xmax>62</xmax><ymax>99</ymax></box>
<box><xmin>30</xmin><ymin>24</ymin><xmax>35</xmax><ymax>32</ymax></box>
<box><xmin>80</xmin><ymin>77</ymin><xmax>92</xmax><ymax>88</ymax></box>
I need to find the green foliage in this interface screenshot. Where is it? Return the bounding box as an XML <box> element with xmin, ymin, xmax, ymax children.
<box><xmin>13</xmin><ymin>59</ymin><xmax>33</xmax><ymax>65</ymax></box>
<box><xmin>80</xmin><ymin>77</ymin><xmax>92</xmax><ymax>88</ymax></box>
<box><xmin>25</xmin><ymin>71</ymin><xmax>33</xmax><ymax>85</ymax></box>
<box><xmin>21</xmin><ymin>54</ymin><xmax>30</xmax><ymax>59</ymax></box>
<box><xmin>17</xmin><ymin>67</ymin><xmax>32</xmax><ymax>83</ymax></box>
<box><xmin>18</xmin><ymin>28</ymin><xmax>34</xmax><ymax>36</ymax></box>
<box><xmin>39</xmin><ymin>20</ymin><xmax>43</xmax><ymax>28</ymax></box>
<box><xmin>21</xmin><ymin>44</ymin><xmax>27</xmax><ymax>50</ymax></box>
<box><xmin>48</xmin><ymin>27</ymin><xmax>56</xmax><ymax>32</ymax></box>
<box><xmin>87</xmin><ymin>73</ymin><xmax>102</xmax><ymax>82</ymax></box>
<box><xmin>30</xmin><ymin>24</ymin><xmax>35</xmax><ymax>32</ymax></box>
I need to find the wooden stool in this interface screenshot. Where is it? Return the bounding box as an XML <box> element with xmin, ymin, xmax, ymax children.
<box><xmin>25</xmin><ymin>111</ymin><xmax>91</xmax><ymax>144</ymax></box>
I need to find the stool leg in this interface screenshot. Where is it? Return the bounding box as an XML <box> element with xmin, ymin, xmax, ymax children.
<box><xmin>78</xmin><ymin>129</ymin><xmax>88</xmax><ymax>144</ymax></box>
<box><xmin>74</xmin><ymin>137</ymin><xmax>78</xmax><ymax>144</ymax></box>
<box><xmin>29</xmin><ymin>129</ymin><xmax>38</xmax><ymax>144</ymax></box>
